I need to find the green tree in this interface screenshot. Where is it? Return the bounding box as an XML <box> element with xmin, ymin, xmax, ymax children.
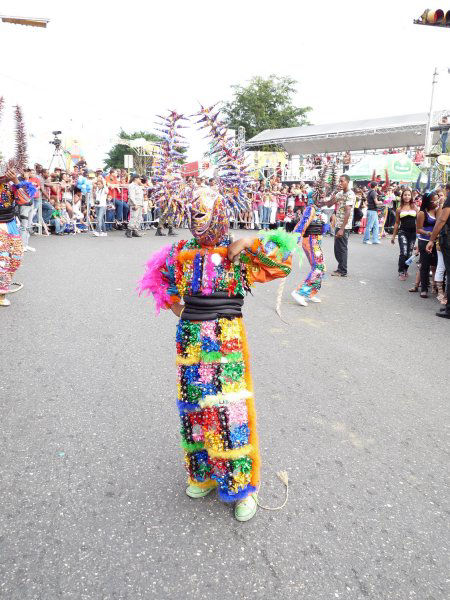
<box><xmin>223</xmin><ymin>75</ymin><xmax>312</xmax><ymax>145</ymax></box>
<box><xmin>104</xmin><ymin>130</ymin><xmax>162</xmax><ymax>172</ymax></box>
<box><xmin>105</xmin><ymin>130</ymin><xmax>187</xmax><ymax>173</ymax></box>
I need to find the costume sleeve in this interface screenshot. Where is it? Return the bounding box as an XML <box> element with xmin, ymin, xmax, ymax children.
<box><xmin>293</xmin><ymin>205</ymin><xmax>314</xmax><ymax>237</ymax></box>
<box><xmin>12</xmin><ymin>180</ymin><xmax>37</xmax><ymax>202</ymax></box>
<box><xmin>138</xmin><ymin>243</ymin><xmax>181</xmax><ymax>314</ymax></box>
<box><xmin>244</xmin><ymin>229</ymin><xmax>296</xmax><ymax>284</ymax></box>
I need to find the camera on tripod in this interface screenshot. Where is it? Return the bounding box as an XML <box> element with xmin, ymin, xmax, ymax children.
<box><xmin>49</xmin><ymin>131</ymin><xmax>62</xmax><ymax>149</ymax></box>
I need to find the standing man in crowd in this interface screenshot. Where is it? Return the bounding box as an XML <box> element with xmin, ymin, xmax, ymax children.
<box><xmin>363</xmin><ymin>181</ymin><xmax>382</xmax><ymax>245</ymax></box>
<box><xmin>126</xmin><ymin>175</ymin><xmax>144</xmax><ymax>238</ymax></box>
<box><xmin>320</xmin><ymin>174</ymin><xmax>355</xmax><ymax>277</ymax></box>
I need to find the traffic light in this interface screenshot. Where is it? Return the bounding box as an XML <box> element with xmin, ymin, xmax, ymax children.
<box><xmin>414</xmin><ymin>9</ymin><xmax>450</xmax><ymax>27</ymax></box>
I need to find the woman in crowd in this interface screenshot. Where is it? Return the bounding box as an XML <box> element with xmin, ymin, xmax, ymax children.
<box><xmin>255</xmin><ymin>182</ymin><xmax>264</xmax><ymax>227</ymax></box>
<box><xmin>416</xmin><ymin>191</ymin><xmax>438</xmax><ymax>298</ymax></box>
<box><xmin>276</xmin><ymin>185</ymin><xmax>287</xmax><ymax>227</ymax></box>
<box><xmin>435</xmin><ymin>188</ymin><xmax>448</xmax><ymax>304</ymax></box>
<box><xmin>353</xmin><ymin>188</ymin><xmax>365</xmax><ymax>234</ymax></box>
<box><xmin>59</xmin><ymin>172</ymin><xmax>74</xmax><ymax>219</ymax></box>
<box><xmin>241</xmin><ymin>194</ymin><xmax>253</xmax><ymax>229</ymax></box>
<box><xmin>261</xmin><ymin>188</ymin><xmax>272</xmax><ymax>230</ymax></box>
<box><xmin>92</xmin><ymin>176</ymin><xmax>109</xmax><ymax>237</ymax></box>
<box><xmin>391</xmin><ymin>188</ymin><xmax>418</xmax><ymax>281</ymax></box>
<box><xmin>269</xmin><ymin>185</ymin><xmax>278</xmax><ymax>229</ymax></box>
<box><xmin>250</xmin><ymin>189</ymin><xmax>261</xmax><ymax>230</ymax></box>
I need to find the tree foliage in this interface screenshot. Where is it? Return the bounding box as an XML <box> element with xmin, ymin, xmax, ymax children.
<box><xmin>104</xmin><ymin>130</ymin><xmax>162</xmax><ymax>170</ymax></box>
<box><xmin>104</xmin><ymin>130</ymin><xmax>187</xmax><ymax>173</ymax></box>
<box><xmin>223</xmin><ymin>75</ymin><xmax>312</xmax><ymax>144</ymax></box>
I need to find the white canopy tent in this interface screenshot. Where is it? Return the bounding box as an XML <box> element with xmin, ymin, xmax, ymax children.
<box><xmin>246</xmin><ymin>112</ymin><xmax>444</xmax><ymax>155</ymax></box>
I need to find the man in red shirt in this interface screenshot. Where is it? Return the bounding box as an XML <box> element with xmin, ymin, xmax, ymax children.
<box><xmin>106</xmin><ymin>168</ymin><xmax>129</xmax><ymax>229</ymax></box>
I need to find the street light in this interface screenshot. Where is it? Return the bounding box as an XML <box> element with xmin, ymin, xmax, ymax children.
<box><xmin>0</xmin><ymin>15</ymin><xmax>49</xmax><ymax>28</ymax></box>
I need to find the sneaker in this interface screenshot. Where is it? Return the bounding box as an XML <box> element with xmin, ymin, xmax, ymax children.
<box><xmin>26</xmin><ymin>245</ymin><xmax>36</xmax><ymax>252</ymax></box>
<box><xmin>363</xmin><ymin>241</ymin><xmax>372</xmax><ymax>245</ymax></box>
<box><xmin>309</xmin><ymin>296</ymin><xmax>321</xmax><ymax>303</ymax></box>
<box><xmin>185</xmin><ymin>484</ymin><xmax>215</xmax><ymax>499</ymax></box>
<box><xmin>0</xmin><ymin>295</ymin><xmax>11</xmax><ymax>307</ymax></box>
<box><xmin>132</xmin><ymin>230</ymin><xmax>143</xmax><ymax>237</ymax></box>
<box><xmin>331</xmin><ymin>270</ymin><xmax>347</xmax><ymax>277</ymax></box>
<box><xmin>235</xmin><ymin>493</ymin><xmax>258</xmax><ymax>522</ymax></box>
<box><xmin>100</xmin><ymin>232</ymin><xmax>108</xmax><ymax>237</ymax></box>
<box><xmin>93</xmin><ymin>231</ymin><xmax>100</xmax><ymax>237</ymax></box>
<box><xmin>291</xmin><ymin>290</ymin><xmax>308</xmax><ymax>306</ymax></box>
<box><xmin>399</xmin><ymin>273</ymin><xmax>407</xmax><ymax>281</ymax></box>
<box><xmin>373</xmin><ymin>241</ymin><xmax>381</xmax><ymax>244</ymax></box>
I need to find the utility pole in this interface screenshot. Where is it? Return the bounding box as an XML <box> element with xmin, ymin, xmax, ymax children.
<box><xmin>424</xmin><ymin>67</ymin><xmax>438</xmax><ymax>167</ymax></box>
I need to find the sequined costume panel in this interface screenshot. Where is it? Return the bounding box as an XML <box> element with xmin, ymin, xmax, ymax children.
<box><xmin>176</xmin><ymin>316</ymin><xmax>259</xmax><ymax>502</ymax></box>
<box><xmin>139</xmin><ymin>231</ymin><xmax>296</xmax><ymax>504</ymax></box>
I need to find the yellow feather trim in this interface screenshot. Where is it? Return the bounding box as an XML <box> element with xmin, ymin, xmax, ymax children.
<box><xmin>187</xmin><ymin>478</ymin><xmax>218</xmax><ymax>490</ymax></box>
<box><xmin>207</xmin><ymin>444</ymin><xmax>253</xmax><ymax>460</ymax></box>
<box><xmin>176</xmin><ymin>355</ymin><xmax>198</xmax><ymax>366</ymax></box>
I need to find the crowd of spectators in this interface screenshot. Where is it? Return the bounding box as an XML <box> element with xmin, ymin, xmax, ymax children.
<box><xmin>9</xmin><ymin>153</ymin><xmax>450</xmax><ymax>319</ymax></box>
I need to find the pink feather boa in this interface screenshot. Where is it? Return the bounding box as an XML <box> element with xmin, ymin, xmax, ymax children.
<box><xmin>138</xmin><ymin>244</ymin><xmax>174</xmax><ymax>314</ymax></box>
<box><xmin>202</xmin><ymin>251</ymin><xmax>215</xmax><ymax>295</ymax></box>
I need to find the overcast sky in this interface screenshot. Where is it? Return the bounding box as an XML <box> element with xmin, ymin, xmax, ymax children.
<box><xmin>0</xmin><ymin>0</ymin><xmax>449</xmax><ymax>168</ymax></box>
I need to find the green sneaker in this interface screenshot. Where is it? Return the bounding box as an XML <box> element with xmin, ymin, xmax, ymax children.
<box><xmin>234</xmin><ymin>493</ymin><xmax>258</xmax><ymax>522</ymax></box>
<box><xmin>185</xmin><ymin>484</ymin><xmax>215</xmax><ymax>499</ymax></box>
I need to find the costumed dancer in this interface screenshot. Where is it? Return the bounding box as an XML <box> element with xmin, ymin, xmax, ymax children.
<box><xmin>290</xmin><ymin>165</ymin><xmax>332</xmax><ymax>307</ymax></box>
<box><xmin>139</xmin><ymin>108</ymin><xmax>296</xmax><ymax>522</ymax></box>
<box><xmin>0</xmin><ymin>169</ymin><xmax>33</xmax><ymax>307</ymax></box>
<box><xmin>139</xmin><ymin>187</ymin><xmax>296</xmax><ymax>522</ymax></box>
<box><xmin>153</xmin><ymin>111</ymin><xmax>189</xmax><ymax>237</ymax></box>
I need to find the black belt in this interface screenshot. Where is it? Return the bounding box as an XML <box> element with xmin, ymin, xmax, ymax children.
<box><xmin>182</xmin><ymin>292</ymin><xmax>244</xmax><ymax>322</ymax></box>
<box><xmin>304</xmin><ymin>225</ymin><xmax>323</xmax><ymax>236</ymax></box>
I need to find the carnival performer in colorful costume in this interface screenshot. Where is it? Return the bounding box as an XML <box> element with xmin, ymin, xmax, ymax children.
<box><xmin>291</xmin><ymin>173</ymin><xmax>329</xmax><ymax>306</ymax></box>
<box><xmin>139</xmin><ymin>185</ymin><xmax>295</xmax><ymax>521</ymax></box>
<box><xmin>0</xmin><ymin>170</ymin><xmax>29</xmax><ymax>307</ymax></box>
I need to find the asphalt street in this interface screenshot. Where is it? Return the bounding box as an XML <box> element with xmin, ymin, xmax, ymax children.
<box><xmin>1</xmin><ymin>228</ymin><xmax>449</xmax><ymax>600</ymax></box>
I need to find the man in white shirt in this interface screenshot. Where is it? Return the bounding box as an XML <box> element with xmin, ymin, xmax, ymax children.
<box><xmin>126</xmin><ymin>175</ymin><xmax>144</xmax><ymax>238</ymax></box>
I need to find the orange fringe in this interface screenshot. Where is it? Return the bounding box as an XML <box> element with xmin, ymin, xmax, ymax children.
<box><xmin>238</xmin><ymin>318</ymin><xmax>261</xmax><ymax>488</ymax></box>
<box><xmin>178</xmin><ymin>247</ymin><xmax>229</xmax><ymax>262</ymax></box>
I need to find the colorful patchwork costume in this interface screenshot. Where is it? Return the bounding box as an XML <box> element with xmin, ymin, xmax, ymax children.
<box><xmin>293</xmin><ymin>199</ymin><xmax>326</xmax><ymax>299</ymax></box>
<box><xmin>0</xmin><ymin>182</ymin><xmax>24</xmax><ymax>295</ymax></box>
<box><xmin>139</xmin><ymin>186</ymin><xmax>295</xmax><ymax>503</ymax></box>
